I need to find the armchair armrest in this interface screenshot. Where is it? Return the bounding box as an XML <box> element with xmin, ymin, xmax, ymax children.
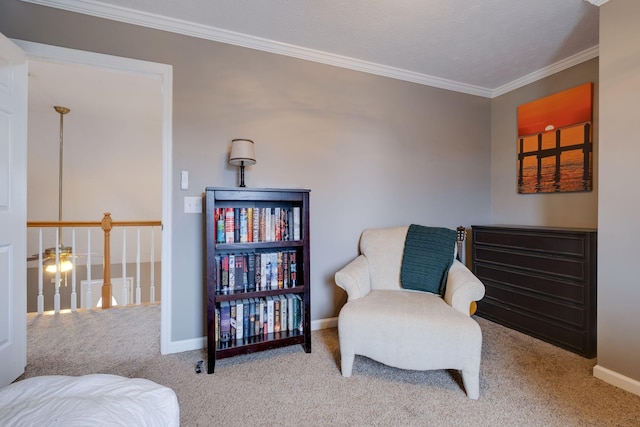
<box><xmin>443</xmin><ymin>260</ymin><xmax>485</xmax><ymax>316</ymax></box>
<box><xmin>334</xmin><ymin>255</ymin><xmax>372</xmax><ymax>301</ymax></box>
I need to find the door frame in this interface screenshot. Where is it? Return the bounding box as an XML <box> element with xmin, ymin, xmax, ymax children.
<box><xmin>12</xmin><ymin>39</ymin><xmax>174</xmax><ymax>354</ymax></box>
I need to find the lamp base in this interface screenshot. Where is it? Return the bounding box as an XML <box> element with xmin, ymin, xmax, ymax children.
<box><xmin>239</xmin><ymin>163</ymin><xmax>246</xmax><ymax>187</ymax></box>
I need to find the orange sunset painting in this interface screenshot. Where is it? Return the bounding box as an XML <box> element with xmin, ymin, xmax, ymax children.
<box><xmin>517</xmin><ymin>82</ymin><xmax>593</xmax><ymax>194</ymax></box>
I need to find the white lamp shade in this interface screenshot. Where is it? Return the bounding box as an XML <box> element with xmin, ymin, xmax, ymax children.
<box><xmin>229</xmin><ymin>139</ymin><xmax>256</xmax><ymax>165</ymax></box>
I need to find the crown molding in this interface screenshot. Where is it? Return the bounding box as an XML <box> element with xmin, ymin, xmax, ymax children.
<box><xmin>584</xmin><ymin>0</ymin><xmax>609</xmax><ymax>6</ymax></box>
<box><xmin>491</xmin><ymin>45</ymin><xmax>599</xmax><ymax>98</ymax></box>
<box><xmin>20</xmin><ymin>0</ymin><xmax>494</xmax><ymax>97</ymax></box>
<box><xmin>21</xmin><ymin>0</ymin><xmax>597</xmax><ymax>99</ymax></box>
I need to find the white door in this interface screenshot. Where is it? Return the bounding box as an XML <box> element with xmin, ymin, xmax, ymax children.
<box><xmin>0</xmin><ymin>33</ymin><xmax>28</xmax><ymax>387</ymax></box>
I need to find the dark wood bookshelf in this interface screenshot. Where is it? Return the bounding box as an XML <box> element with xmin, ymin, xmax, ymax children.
<box><xmin>204</xmin><ymin>187</ymin><xmax>311</xmax><ymax>373</ymax></box>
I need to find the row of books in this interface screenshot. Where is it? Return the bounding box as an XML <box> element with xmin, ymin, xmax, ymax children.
<box><xmin>216</xmin><ymin>294</ymin><xmax>304</xmax><ymax>343</ymax></box>
<box><xmin>214</xmin><ymin>206</ymin><xmax>301</xmax><ymax>244</ymax></box>
<box><xmin>215</xmin><ymin>250</ymin><xmax>298</xmax><ymax>294</ymax></box>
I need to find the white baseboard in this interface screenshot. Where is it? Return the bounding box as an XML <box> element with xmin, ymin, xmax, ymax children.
<box><xmin>593</xmin><ymin>364</ymin><xmax>640</xmax><ymax>397</ymax></box>
<box><xmin>312</xmin><ymin>316</ymin><xmax>338</xmax><ymax>331</ymax></box>
<box><xmin>164</xmin><ymin>316</ymin><xmax>338</xmax><ymax>354</ymax></box>
<box><xmin>162</xmin><ymin>336</ymin><xmax>206</xmax><ymax>355</ymax></box>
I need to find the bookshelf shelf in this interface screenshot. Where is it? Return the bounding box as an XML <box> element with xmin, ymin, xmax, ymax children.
<box><xmin>204</xmin><ymin>187</ymin><xmax>311</xmax><ymax>373</ymax></box>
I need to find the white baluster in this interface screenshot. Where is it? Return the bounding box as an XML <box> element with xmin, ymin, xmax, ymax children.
<box><xmin>122</xmin><ymin>228</ymin><xmax>127</xmax><ymax>306</ymax></box>
<box><xmin>150</xmin><ymin>227</ymin><xmax>155</xmax><ymax>303</ymax></box>
<box><xmin>136</xmin><ymin>227</ymin><xmax>141</xmax><ymax>305</ymax></box>
<box><xmin>71</xmin><ymin>228</ymin><xmax>77</xmax><ymax>311</ymax></box>
<box><xmin>37</xmin><ymin>229</ymin><xmax>44</xmax><ymax>314</ymax></box>
<box><xmin>86</xmin><ymin>230</ymin><xmax>92</xmax><ymax>309</ymax></box>
<box><xmin>54</xmin><ymin>229</ymin><xmax>60</xmax><ymax>313</ymax></box>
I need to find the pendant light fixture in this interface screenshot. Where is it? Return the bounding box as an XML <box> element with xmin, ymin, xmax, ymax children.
<box><xmin>44</xmin><ymin>106</ymin><xmax>73</xmax><ymax>273</ymax></box>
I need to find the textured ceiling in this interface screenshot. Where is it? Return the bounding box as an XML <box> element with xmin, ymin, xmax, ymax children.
<box><xmin>20</xmin><ymin>0</ymin><xmax>600</xmax><ymax>97</ymax></box>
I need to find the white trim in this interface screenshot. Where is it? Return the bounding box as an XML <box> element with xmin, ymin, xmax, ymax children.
<box><xmin>17</xmin><ymin>0</ymin><xmax>488</xmax><ymax>98</ymax></box>
<box><xmin>312</xmin><ymin>316</ymin><xmax>338</xmax><ymax>331</ymax></box>
<box><xmin>491</xmin><ymin>46</ymin><xmax>600</xmax><ymax>97</ymax></box>
<box><xmin>13</xmin><ymin>39</ymin><xmax>175</xmax><ymax>355</ymax></box>
<box><xmin>166</xmin><ymin>336</ymin><xmax>207</xmax><ymax>355</ymax></box>
<box><xmin>20</xmin><ymin>0</ymin><xmax>599</xmax><ymax>98</ymax></box>
<box><xmin>593</xmin><ymin>365</ymin><xmax>640</xmax><ymax>397</ymax></box>
<box><xmin>584</xmin><ymin>0</ymin><xmax>609</xmax><ymax>6</ymax></box>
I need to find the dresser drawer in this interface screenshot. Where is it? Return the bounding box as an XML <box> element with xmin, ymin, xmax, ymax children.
<box><xmin>474</xmin><ymin>247</ymin><xmax>587</xmax><ymax>281</ymax></box>
<box><xmin>474</xmin><ymin>263</ymin><xmax>585</xmax><ymax>304</ymax></box>
<box><xmin>474</xmin><ymin>228</ymin><xmax>589</xmax><ymax>258</ymax></box>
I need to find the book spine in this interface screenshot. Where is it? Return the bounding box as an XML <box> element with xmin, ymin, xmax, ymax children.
<box><xmin>242</xmin><ymin>298</ymin><xmax>250</xmax><ymax>339</ymax></box>
<box><xmin>234</xmin><ymin>207</ymin><xmax>240</xmax><ymax>243</ymax></box>
<box><xmin>221</xmin><ymin>255</ymin><xmax>229</xmax><ymax>294</ymax></box>
<box><xmin>247</xmin><ymin>208</ymin><xmax>253</xmax><ymax>243</ymax></box>
<box><xmin>282</xmin><ymin>251</ymin><xmax>289</xmax><ymax>288</ymax></box>
<box><xmin>235</xmin><ymin>299</ymin><xmax>243</xmax><ymax>340</ymax></box>
<box><xmin>274</xmin><ymin>207</ymin><xmax>281</xmax><ymax>241</ymax></box>
<box><xmin>235</xmin><ymin>254</ymin><xmax>244</xmax><ymax>292</ymax></box>
<box><xmin>214</xmin><ymin>255</ymin><xmax>221</xmax><ymax>293</ymax></box>
<box><xmin>270</xmin><ymin>252</ymin><xmax>278</xmax><ymax>290</ymax></box>
<box><xmin>290</xmin><ymin>250</ymin><xmax>297</xmax><ymax>287</ymax></box>
<box><xmin>253</xmin><ymin>207</ymin><xmax>260</xmax><ymax>242</ymax></box>
<box><xmin>296</xmin><ymin>294</ymin><xmax>304</xmax><ymax>332</ymax></box>
<box><xmin>293</xmin><ymin>206</ymin><xmax>301</xmax><ymax>240</ymax></box>
<box><xmin>277</xmin><ymin>251</ymin><xmax>284</xmax><ymax>289</ymax></box>
<box><xmin>255</xmin><ymin>252</ymin><xmax>261</xmax><ymax>291</ymax></box>
<box><xmin>259</xmin><ymin>208</ymin><xmax>266</xmax><ymax>242</ymax></box>
<box><xmin>220</xmin><ymin>301</ymin><xmax>230</xmax><ymax>343</ymax></box>
<box><xmin>274</xmin><ymin>296</ymin><xmax>281</xmax><ymax>333</ymax></box>
<box><xmin>247</xmin><ymin>252</ymin><xmax>255</xmax><ymax>291</ymax></box>
<box><xmin>249</xmin><ymin>298</ymin><xmax>255</xmax><ymax>338</ymax></box>
<box><xmin>230</xmin><ymin>300</ymin><xmax>237</xmax><ymax>339</ymax></box>
<box><xmin>279</xmin><ymin>294</ymin><xmax>287</xmax><ymax>333</ymax></box>
<box><xmin>215</xmin><ymin>208</ymin><xmax>225</xmax><ymax>243</ymax></box>
<box><xmin>240</xmin><ymin>207</ymin><xmax>248</xmax><ymax>243</ymax></box>
<box><xmin>266</xmin><ymin>296</ymin><xmax>274</xmax><ymax>334</ymax></box>
<box><xmin>287</xmin><ymin>294</ymin><xmax>294</xmax><ymax>332</ymax></box>
<box><xmin>225</xmin><ymin>208</ymin><xmax>234</xmax><ymax>243</ymax></box>
<box><xmin>260</xmin><ymin>253</ymin><xmax>267</xmax><ymax>291</ymax></box>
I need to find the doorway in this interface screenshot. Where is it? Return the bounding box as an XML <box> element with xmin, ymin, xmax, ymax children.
<box><xmin>14</xmin><ymin>39</ymin><xmax>174</xmax><ymax>354</ymax></box>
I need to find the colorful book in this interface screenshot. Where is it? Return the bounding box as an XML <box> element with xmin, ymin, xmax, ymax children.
<box><xmin>247</xmin><ymin>252</ymin><xmax>256</xmax><ymax>291</ymax></box>
<box><xmin>230</xmin><ymin>300</ymin><xmax>237</xmax><ymax>339</ymax></box>
<box><xmin>220</xmin><ymin>301</ymin><xmax>230</xmax><ymax>342</ymax></box>
<box><xmin>240</xmin><ymin>207</ymin><xmax>248</xmax><ymax>243</ymax></box>
<box><xmin>221</xmin><ymin>255</ymin><xmax>229</xmax><ymax>294</ymax></box>
<box><xmin>225</xmin><ymin>208</ymin><xmax>234</xmax><ymax>243</ymax></box>
<box><xmin>293</xmin><ymin>206</ymin><xmax>301</xmax><ymax>240</ymax></box>
<box><xmin>274</xmin><ymin>296</ymin><xmax>281</xmax><ymax>333</ymax></box>
<box><xmin>266</xmin><ymin>296</ymin><xmax>275</xmax><ymax>334</ymax></box>
<box><xmin>279</xmin><ymin>294</ymin><xmax>287</xmax><ymax>333</ymax></box>
<box><xmin>290</xmin><ymin>250</ymin><xmax>297</xmax><ymax>287</ymax></box>
<box><xmin>235</xmin><ymin>299</ymin><xmax>244</xmax><ymax>340</ymax></box>
<box><xmin>242</xmin><ymin>298</ymin><xmax>250</xmax><ymax>339</ymax></box>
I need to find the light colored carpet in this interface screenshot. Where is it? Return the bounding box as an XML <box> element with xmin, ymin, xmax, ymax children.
<box><xmin>20</xmin><ymin>305</ymin><xmax>640</xmax><ymax>426</ymax></box>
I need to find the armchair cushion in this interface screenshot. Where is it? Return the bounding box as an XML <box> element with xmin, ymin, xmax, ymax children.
<box><xmin>400</xmin><ymin>224</ymin><xmax>456</xmax><ymax>295</ymax></box>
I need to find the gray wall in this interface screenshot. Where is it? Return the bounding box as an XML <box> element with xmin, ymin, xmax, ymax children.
<box><xmin>0</xmin><ymin>1</ymin><xmax>492</xmax><ymax>344</ymax></box>
<box><xmin>597</xmin><ymin>0</ymin><xmax>640</xmax><ymax>384</ymax></box>
<box><xmin>490</xmin><ymin>58</ymin><xmax>599</xmax><ymax>228</ymax></box>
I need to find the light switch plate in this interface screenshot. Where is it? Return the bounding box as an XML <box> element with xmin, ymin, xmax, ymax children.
<box><xmin>184</xmin><ymin>196</ymin><xmax>202</xmax><ymax>213</ymax></box>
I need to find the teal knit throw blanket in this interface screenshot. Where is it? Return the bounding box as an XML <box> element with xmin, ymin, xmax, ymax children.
<box><xmin>400</xmin><ymin>224</ymin><xmax>456</xmax><ymax>295</ymax></box>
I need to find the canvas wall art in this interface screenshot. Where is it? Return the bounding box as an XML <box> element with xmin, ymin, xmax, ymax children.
<box><xmin>517</xmin><ymin>82</ymin><xmax>593</xmax><ymax>194</ymax></box>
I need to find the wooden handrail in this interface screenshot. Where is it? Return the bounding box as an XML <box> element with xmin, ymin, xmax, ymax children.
<box><xmin>28</xmin><ymin>213</ymin><xmax>161</xmax><ymax>310</ymax></box>
<box><xmin>27</xmin><ymin>220</ymin><xmax>161</xmax><ymax>228</ymax></box>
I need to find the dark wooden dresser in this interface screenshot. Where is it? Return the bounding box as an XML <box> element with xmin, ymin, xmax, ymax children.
<box><xmin>471</xmin><ymin>225</ymin><xmax>597</xmax><ymax>357</ymax></box>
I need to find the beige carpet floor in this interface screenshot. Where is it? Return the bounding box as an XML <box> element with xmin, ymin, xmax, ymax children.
<box><xmin>20</xmin><ymin>305</ymin><xmax>640</xmax><ymax>426</ymax></box>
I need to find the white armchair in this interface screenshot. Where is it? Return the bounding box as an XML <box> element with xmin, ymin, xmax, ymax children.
<box><xmin>334</xmin><ymin>226</ymin><xmax>485</xmax><ymax>399</ymax></box>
